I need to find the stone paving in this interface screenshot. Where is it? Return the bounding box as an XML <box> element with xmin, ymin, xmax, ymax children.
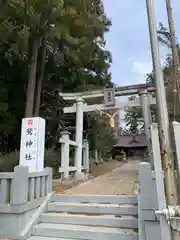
<box><xmin>52</xmin><ymin>160</ymin><xmax>123</xmax><ymax>193</ymax></box>
<box><xmin>64</xmin><ymin>160</ymin><xmax>140</xmax><ymax>195</ymax></box>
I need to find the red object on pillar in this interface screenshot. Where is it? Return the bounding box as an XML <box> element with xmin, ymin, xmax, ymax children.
<box><xmin>28</xmin><ymin>119</ymin><xmax>33</xmax><ymax>125</ymax></box>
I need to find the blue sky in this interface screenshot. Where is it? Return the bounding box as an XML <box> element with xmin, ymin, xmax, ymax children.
<box><xmin>103</xmin><ymin>0</ymin><xmax>180</xmax><ymax>86</ymax></box>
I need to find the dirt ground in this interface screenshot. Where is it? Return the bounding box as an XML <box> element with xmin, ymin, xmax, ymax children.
<box><xmin>52</xmin><ymin>160</ymin><xmax>123</xmax><ymax>194</ymax></box>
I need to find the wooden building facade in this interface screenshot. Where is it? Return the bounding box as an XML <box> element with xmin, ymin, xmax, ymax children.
<box><xmin>112</xmin><ymin>133</ymin><xmax>147</xmax><ymax>159</ymax></box>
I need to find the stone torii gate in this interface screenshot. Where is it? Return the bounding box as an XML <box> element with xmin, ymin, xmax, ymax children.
<box><xmin>59</xmin><ymin>83</ymin><xmax>156</xmax><ymax>174</ymax></box>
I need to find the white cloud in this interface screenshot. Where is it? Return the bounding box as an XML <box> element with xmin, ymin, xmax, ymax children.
<box><xmin>131</xmin><ymin>56</ymin><xmax>167</xmax><ymax>78</ymax></box>
<box><xmin>127</xmin><ymin>56</ymin><xmax>136</xmax><ymax>62</ymax></box>
<box><xmin>132</xmin><ymin>60</ymin><xmax>152</xmax><ymax>76</ymax></box>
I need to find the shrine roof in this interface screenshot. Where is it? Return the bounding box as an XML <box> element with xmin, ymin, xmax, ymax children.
<box><xmin>113</xmin><ymin>133</ymin><xmax>147</xmax><ymax>148</ymax></box>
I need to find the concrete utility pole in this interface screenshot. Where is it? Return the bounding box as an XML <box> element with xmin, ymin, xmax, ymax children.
<box><xmin>165</xmin><ymin>0</ymin><xmax>180</xmax><ymax>109</ymax></box>
<box><xmin>146</xmin><ymin>1</ymin><xmax>179</xmax><ymax>238</ymax></box>
<box><xmin>145</xmin><ymin>0</ymin><xmax>178</xmax><ymax>207</ymax></box>
<box><xmin>146</xmin><ymin>0</ymin><xmax>179</xmax><ymax>238</ymax></box>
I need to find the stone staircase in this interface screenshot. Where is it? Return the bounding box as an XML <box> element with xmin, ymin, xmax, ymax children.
<box><xmin>27</xmin><ymin>194</ymin><xmax>139</xmax><ymax>240</ymax></box>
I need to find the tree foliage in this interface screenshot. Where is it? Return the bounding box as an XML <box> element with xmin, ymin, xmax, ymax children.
<box><xmin>87</xmin><ymin>112</ymin><xmax>116</xmax><ymax>152</ymax></box>
<box><xmin>0</xmin><ymin>0</ymin><xmax>114</xmax><ymax>154</ymax></box>
<box><xmin>124</xmin><ymin>107</ymin><xmax>144</xmax><ymax>134</ymax></box>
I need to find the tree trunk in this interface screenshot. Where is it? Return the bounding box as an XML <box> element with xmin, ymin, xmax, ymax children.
<box><xmin>34</xmin><ymin>40</ymin><xmax>46</xmax><ymax>116</ymax></box>
<box><xmin>25</xmin><ymin>37</ymin><xmax>40</xmax><ymax>117</ymax></box>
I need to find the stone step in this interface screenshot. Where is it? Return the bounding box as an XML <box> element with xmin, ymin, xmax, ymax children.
<box><xmin>52</xmin><ymin>194</ymin><xmax>137</xmax><ymax>205</ymax></box>
<box><xmin>32</xmin><ymin>223</ymin><xmax>139</xmax><ymax>240</ymax></box>
<box><xmin>48</xmin><ymin>202</ymin><xmax>138</xmax><ymax>215</ymax></box>
<box><xmin>27</xmin><ymin>237</ymin><xmax>78</xmax><ymax>240</ymax></box>
<box><xmin>40</xmin><ymin>212</ymin><xmax>138</xmax><ymax>229</ymax></box>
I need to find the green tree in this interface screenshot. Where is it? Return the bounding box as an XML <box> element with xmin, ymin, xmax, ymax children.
<box><xmin>124</xmin><ymin>107</ymin><xmax>144</xmax><ymax>134</ymax></box>
<box><xmin>0</xmin><ymin>0</ymin><xmax>113</xmax><ymax>154</ymax></box>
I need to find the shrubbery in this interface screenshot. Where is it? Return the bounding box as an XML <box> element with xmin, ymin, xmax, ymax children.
<box><xmin>0</xmin><ymin>149</ymin><xmax>61</xmax><ymax>178</ymax></box>
<box><xmin>0</xmin><ymin>151</ymin><xmax>19</xmax><ymax>172</ymax></box>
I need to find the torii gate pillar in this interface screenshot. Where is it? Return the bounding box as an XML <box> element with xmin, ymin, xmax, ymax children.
<box><xmin>139</xmin><ymin>90</ymin><xmax>153</xmax><ymax>168</ymax></box>
<box><xmin>75</xmin><ymin>97</ymin><xmax>84</xmax><ymax>175</ymax></box>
